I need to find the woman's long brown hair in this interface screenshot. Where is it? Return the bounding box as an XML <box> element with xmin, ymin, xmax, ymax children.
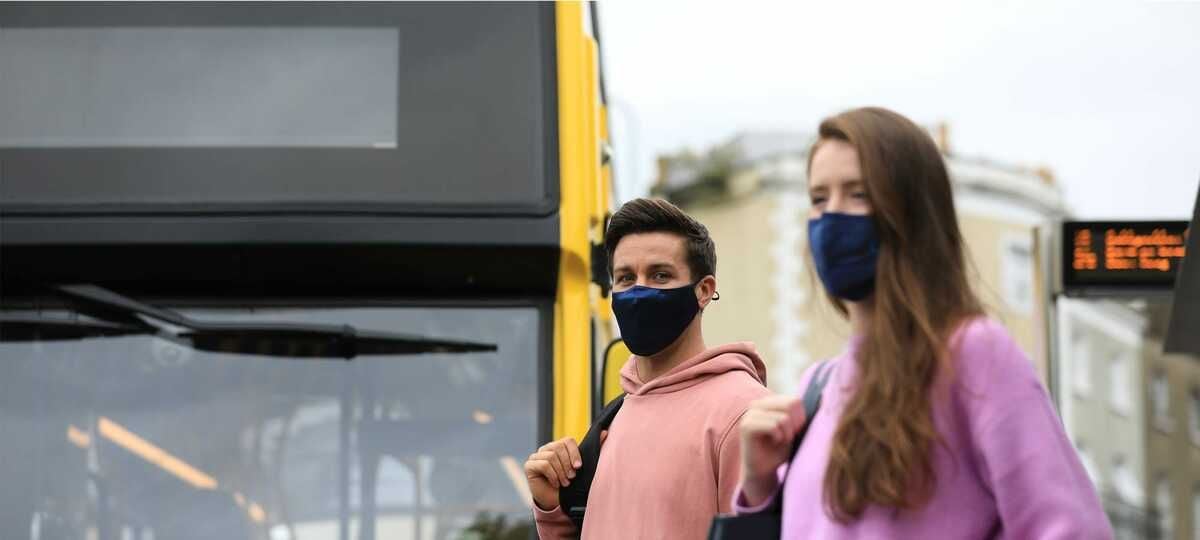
<box><xmin>810</xmin><ymin>107</ymin><xmax>983</xmax><ymax>521</ymax></box>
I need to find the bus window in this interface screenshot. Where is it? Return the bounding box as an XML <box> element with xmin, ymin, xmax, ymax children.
<box><xmin>0</xmin><ymin>303</ymin><xmax>545</xmax><ymax>540</ymax></box>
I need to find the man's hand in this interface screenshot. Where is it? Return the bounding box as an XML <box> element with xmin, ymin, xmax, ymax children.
<box><xmin>524</xmin><ymin>437</ymin><xmax>582</xmax><ymax>511</ymax></box>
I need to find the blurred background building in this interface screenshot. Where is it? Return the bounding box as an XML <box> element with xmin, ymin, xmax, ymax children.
<box><xmin>1141</xmin><ymin>302</ymin><xmax>1200</xmax><ymax>539</ymax></box>
<box><xmin>654</xmin><ymin>128</ymin><xmax>1200</xmax><ymax>539</ymax></box>
<box><xmin>1059</xmin><ymin>298</ymin><xmax>1200</xmax><ymax>539</ymax></box>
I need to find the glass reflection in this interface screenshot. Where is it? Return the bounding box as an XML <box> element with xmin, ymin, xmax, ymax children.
<box><xmin>0</xmin><ymin>305</ymin><xmax>540</xmax><ymax>540</ymax></box>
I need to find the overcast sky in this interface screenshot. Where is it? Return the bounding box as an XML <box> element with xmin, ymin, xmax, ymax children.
<box><xmin>598</xmin><ymin>0</ymin><xmax>1200</xmax><ymax>220</ymax></box>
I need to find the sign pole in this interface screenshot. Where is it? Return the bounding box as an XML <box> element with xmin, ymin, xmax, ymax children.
<box><xmin>1164</xmin><ymin>182</ymin><xmax>1200</xmax><ymax>354</ymax></box>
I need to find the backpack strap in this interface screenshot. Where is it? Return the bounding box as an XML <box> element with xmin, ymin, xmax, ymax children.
<box><xmin>794</xmin><ymin>361</ymin><xmax>834</xmax><ymax>456</ymax></box>
<box><xmin>560</xmin><ymin>393</ymin><xmax>625</xmax><ymax>531</ymax></box>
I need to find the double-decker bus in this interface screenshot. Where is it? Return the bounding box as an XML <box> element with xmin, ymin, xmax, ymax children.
<box><xmin>0</xmin><ymin>3</ymin><xmax>616</xmax><ymax>539</ymax></box>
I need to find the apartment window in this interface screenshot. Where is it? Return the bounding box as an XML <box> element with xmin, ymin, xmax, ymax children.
<box><xmin>1191</xmin><ymin>388</ymin><xmax>1200</xmax><ymax>445</ymax></box>
<box><xmin>1075</xmin><ymin>440</ymin><xmax>1101</xmax><ymax>488</ymax></box>
<box><xmin>1151</xmin><ymin>371</ymin><xmax>1172</xmax><ymax>431</ymax></box>
<box><xmin>1192</xmin><ymin>486</ymin><xmax>1199</xmax><ymax>540</ymax></box>
<box><xmin>1001</xmin><ymin>234</ymin><xmax>1034</xmax><ymax>316</ymax></box>
<box><xmin>1072</xmin><ymin>333</ymin><xmax>1092</xmax><ymax>397</ymax></box>
<box><xmin>1109</xmin><ymin>352</ymin><xmax>1133</xmax><ymax>415</ymax></box>
<box><xmin>1112</xmin><ymin>454</ymin><xmax>1142</xmax><ymax>505</ymax></box>
<box><xmin>1156</xmin><ymin>476</ymin><xmax>1174</xmax><ymax>539</ymax></box>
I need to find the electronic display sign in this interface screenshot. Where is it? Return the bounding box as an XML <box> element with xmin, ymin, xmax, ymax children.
<box><xmin>1062</xmin><ymin>220</ymin><xmax>1189</xmax><ymax>293</ymax></box>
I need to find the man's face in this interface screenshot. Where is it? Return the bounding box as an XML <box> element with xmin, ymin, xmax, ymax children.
<box><xmin>611</xmin><ymin>232</ymin><xmax>693</xmax><ymax>292</ymax></box>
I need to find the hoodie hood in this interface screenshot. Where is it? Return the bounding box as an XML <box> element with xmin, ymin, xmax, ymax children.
<box><xmin>619</xmin><ymin>342</ymin><xmax>768</xmax><ymax>396</ymax></box>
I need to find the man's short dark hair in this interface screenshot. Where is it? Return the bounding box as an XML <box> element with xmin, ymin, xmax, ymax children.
<box><xmin>604</xmin><ymin>198</ymin><xmax>716</xmax><ymax>281</ymax></box>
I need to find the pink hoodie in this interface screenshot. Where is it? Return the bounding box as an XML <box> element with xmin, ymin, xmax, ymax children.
<box><xmin>534</xmin><ymin>342</ymin><xmax>771</xmax><ymax>539</ymax></box>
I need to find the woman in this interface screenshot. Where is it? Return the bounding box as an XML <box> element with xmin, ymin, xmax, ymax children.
<box><xmin>735</xmin><ymin>107</ymin><xmax>1110</xmax><ymax>538</ymax></box>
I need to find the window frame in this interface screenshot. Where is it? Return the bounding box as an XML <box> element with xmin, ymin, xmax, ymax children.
<box><xmin>1108</xmin><ymin>351</ymin><xmax>1133</xmax><ymax>417</ymax></box>
<box><xmin>1151</xmin><ymin>370</ymin><xmax>1173</xmax><ymax>432</ymax></box>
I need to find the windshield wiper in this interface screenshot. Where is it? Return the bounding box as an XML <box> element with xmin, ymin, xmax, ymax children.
<box><xmin>0</xmin><ymin>284</ymin><xmax>497</xmax><ymax>359</ymax></box>
<box><xmin>0</xmin><ymin>314</ymin><xmax>146</xmax><ymax>341</ymax></box>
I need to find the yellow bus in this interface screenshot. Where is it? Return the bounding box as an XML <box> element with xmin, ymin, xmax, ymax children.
<box><xmin>0</xmin><ymin>2</ymin><xmax>616</xmax><ymax>539</ymax></box>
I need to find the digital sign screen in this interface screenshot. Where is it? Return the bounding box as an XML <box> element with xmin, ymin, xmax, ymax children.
<box><xmin>0</xmin><ymin>3</ymin><xmax>555</xmax><ymax>213</ymax></box>
<box><xmin>1063</xmin><ymin>220</ymin><xmax>1190</xmax><ymax>293</ymax></box>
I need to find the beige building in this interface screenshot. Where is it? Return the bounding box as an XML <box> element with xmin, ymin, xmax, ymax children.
<box><xmin>1142</xmin><ymin>302</ymin><xmax>1200</xmax><ymax>540</ymax></box>
<box><xmin>1057</xmin><ymin>298</ymin><xmax>1153</xmax><ymax>538</ymax></box>
<box><xmin>1057</xmin><ymin>298</ymin><xmax>1200</xmax><ymax>540</ymax></box>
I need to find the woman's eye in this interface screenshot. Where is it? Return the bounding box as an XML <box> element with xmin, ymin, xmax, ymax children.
<box><xmin>810</xmin><ymin>196</ymin><xmax>827</xmax><ymax>206</ymax></box>
<box><xmin>654</xmin><ymin>272</ymin><xmax>670</xmax><ymax>281</ymax></box>
<box><xmin>851</xmin><ymin>192</ymin><xmax>868</xmax><ymax>200</ymax></box>
<box><xmin>616</xmin><ymin>275</ymin><xmax>632</xmax><ymax>283</ymax></box>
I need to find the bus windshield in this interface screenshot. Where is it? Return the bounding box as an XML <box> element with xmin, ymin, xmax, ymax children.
<box><xmin>0</xmin><ymin>303</ymin><xmax>543</xmax><ymax>540</ymax></box>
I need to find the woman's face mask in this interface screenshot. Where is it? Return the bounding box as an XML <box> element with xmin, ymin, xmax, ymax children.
<box><xmin>808</xmin><ymin>212</ymin><xmax>879</xmax><ymax>301</ymax></box>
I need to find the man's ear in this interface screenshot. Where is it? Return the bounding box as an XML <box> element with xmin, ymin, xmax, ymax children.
<box><xmin>696</xmin><ymin>275</ymin><xmax>717</xmax><ymax>309</ymax></box>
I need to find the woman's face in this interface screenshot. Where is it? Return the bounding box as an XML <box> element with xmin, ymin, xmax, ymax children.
<box><xmin>808</xmin><ymin>139</ymin><xmax>872</xmax><ymax>219</ymax></box>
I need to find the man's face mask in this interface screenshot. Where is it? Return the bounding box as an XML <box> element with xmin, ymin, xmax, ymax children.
<box><xmin>808</xmin><ymin>212</ymin><xmax>880</xmax><ymax>301</ymax></box>
<box><xmin>611</xmin><ymin>283</ymin><xmax>701</xmax><ymax>356</ymax></box>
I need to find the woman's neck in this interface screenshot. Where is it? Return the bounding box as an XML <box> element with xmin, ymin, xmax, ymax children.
<box><xmin>846</xmin><ymin>296</ymin><xmax>873</xmax><ymax>337</ymax></box>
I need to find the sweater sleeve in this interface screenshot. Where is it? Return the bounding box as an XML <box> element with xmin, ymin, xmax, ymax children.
<box><xmin>716</xmin><ymin>410</ymin><xmax>750</xmax><ymax>514</ymax></box>
<box><xmin>533</xmin><ymin>504</ymin><xmax>578</xmax><ymax>540</ymax></box>
<box><xmin>957</xmin><ymin>320</ymin><xmax>1113</xmax><ymax>540</ymax></box>
<box><xmin>731</xmin><ymin>466</ymin><xmax>784</xmax><ymax>514</ymax></box>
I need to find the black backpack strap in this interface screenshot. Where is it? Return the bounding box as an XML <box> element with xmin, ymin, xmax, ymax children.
<box><xmin>560</xmin><ymin>393</ymin><xmax>625</xmax><ymax>532</ymax></box>
<box><xmin>793</xmin><ymin>361</ymin><xmax>834</xmax><ymax>456</ymax></box>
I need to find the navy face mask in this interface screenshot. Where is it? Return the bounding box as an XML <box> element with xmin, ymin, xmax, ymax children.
<box><xmin>808</xmin><ymin>212</ymin><xmax>880</xmax><ymax>301</ymax></box>
<box><xmin>611</xmin><ymin>283</ymin><xmax>701</xmax><ymax>356</ymax></box>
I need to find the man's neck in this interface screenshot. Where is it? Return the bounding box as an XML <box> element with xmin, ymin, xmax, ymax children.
<box><xmin>636</xmin><ymin>323</ymin><xmax>706</xmax><ymax>382</ymax></box>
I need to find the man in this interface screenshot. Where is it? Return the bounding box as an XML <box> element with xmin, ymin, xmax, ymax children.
<box><xmin>524</xmin><ymin>198</ymin><xmax>771</xmax><ymax>539</ymax></box>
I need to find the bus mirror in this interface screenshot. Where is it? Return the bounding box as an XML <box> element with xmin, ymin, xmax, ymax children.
<box><xmin>601</xmin><ymin>339</ymin><xmax>630</xmax><ymax>405</ymax></box>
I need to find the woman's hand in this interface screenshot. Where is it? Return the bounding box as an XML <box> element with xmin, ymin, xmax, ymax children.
<box><xmin>738</xmin><ymin>394</ymin><xmax>807</xmax><ymax>506</ymax></box>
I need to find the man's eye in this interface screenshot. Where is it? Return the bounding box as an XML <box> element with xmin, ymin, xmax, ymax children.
<box><xmin>653</xmin><ymin>272</ymin><xmax>670</xmax><ymax>281</ymax></box>
<box><xmin>811</xmin><ymin>196</ymin><xmax>827</xmax><ymax>206</ymax></box>
<box><xmin>851</xmin><ymin>192</ymin><xmax>868</xmax><ymax>200</ymax></box>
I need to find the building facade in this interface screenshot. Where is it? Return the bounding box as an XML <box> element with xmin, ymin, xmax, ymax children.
<box><xmin>1057</xmin><ymin>298</ymin><xmax>1154</xmax><ymax>538</ymax></box>
<box><xmin>1143</xmin><ymin>302</ymin><xmax>1200</xmax><ymax>540</ymax></box>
